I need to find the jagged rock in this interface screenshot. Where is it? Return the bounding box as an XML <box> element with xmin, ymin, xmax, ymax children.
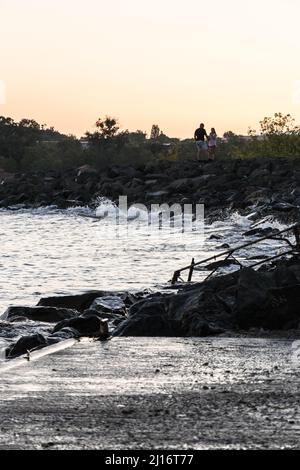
<box><xmin>113</xmin><ymin>299</ymin><xmax>174</xmax><ymax>337</ymax></box>
<box><xmin>90</xmin><ymin>296</ymin><xmax>126</xmax><ymax>315</ymax></box>
<box><xmin>272</xmin><ymin>202</ymin><xmax>298</xmax><ymax>212</ymax></box>
<box><xmin>0</xmin><ymin>158</ymin><xmax>300</xmax><ymax>225</ymax></box>
<box><xmin>234</xmin><ymin>268</ymin><xmax>300</xmax><ymax>330</ymax></box>
<box><xmin>168</xmin><ymin>178</ymin><xmax>190</xmax><ymax>192</ymax></box>
<box><xmin>6</xmin><ymin>334</ymin><xmax>47</xmax><ymax>359</ymax></box>
<box><xmin>113</xmin><ymin>260</ymin><xmax>300</xmax><ymax>337</ymax></box>
<box><xmin>113</xmin><ymin>278</ymin><xmax>236</xmax><ymax>337</ymax></box>
<box><xmin>81</xmin><ymin>309</ymin><xmax>125</xmax><ymax>327</ymax></box>
<box><xmin>2</xmin><ymin>306</ymin><xmax>79</xmax><ymax>323</ymax></box>
<box><xmin>209</xmin><ymin>234</ymin><xmax>222</xmax><ymax>240</ymax></box>
<box><xmin>52</xmin><ymin>315</ymin><xmax>109</xmax><ymax>338</ymax></box>
<box><xmin>48</xmin><ymin>327</ymin><xmax>81</xmax><ymax>343</ymax></box>
<box><xmin>146</xmin><ymin>191</ymin><xmax>170</xmax><ymax>198</ymax></box>
<box><xmin>243</xmin><ymin>227</ymin><xmax>279</xmax><ymax>237</ymax></box>
<box><xmin>77</xmin><ymin>165</ymin><xmax>98</xmax><ymax>178</ymax></box>
<box><xmin>37</xmin><ymin>292</ymin><xmax>108</xmax><ymax>312</ymax></box>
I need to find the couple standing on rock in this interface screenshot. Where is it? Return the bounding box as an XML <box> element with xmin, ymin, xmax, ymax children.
<box><xmin>194</xmin><ymin>123</ymin><xmax>217</xmax><ymax>161</ymax></box>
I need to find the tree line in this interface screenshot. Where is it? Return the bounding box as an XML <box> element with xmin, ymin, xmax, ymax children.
<box><xmin>0</xmin><ymin>113</ymin><xmax>299</xmax><ymax>173</ymax></box>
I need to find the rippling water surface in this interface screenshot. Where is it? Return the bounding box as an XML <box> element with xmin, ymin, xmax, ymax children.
<box><xmin>0</xmin><ymin>201</ymin><xmax>288</xmax><ymax>314</ymax></box>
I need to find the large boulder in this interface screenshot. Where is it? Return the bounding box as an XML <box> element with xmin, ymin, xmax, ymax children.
<box><xmin>113</xmin><ymin>276</ymin><xmax>237</xmax><ymax>337</ymax></box>
<box><xmin>113</xmin><ymin>261</ymin><xmax>300</xmax><ymax>337</ymax></box>
<box><xmin>165</xmin><ymin>275</ymin><xmax>237</xmax><ymax>336</ymax></box>
<box><xmin>37</xmin><ymin>292</ymin><xmax>108</xmax><ymax>312</ymax></box>
<box><xmin>90</xmin><ymin>295</ymin><xmax>126</xmax><ymax>315</ymax></box>
<box><xmin>243</xmin><ymin>227</ymin><xmax>279</xmax><ymax>238</ymax></box>
<box><xmin>6</xmin><ymin>334</ymin><xmax>47</xmax><ymax>359</ymax></box>
<box><xmin>234</xmin><ymin>268</ymin><xmax>300</xmax><ymax>330</ymax></box>
<box><xmin>272</xmin><ymin>202</ymin><xmax>299</xmax><ymax>212</ymax></box>
<box><xmin>2</xmin><ymin>306</ymin><xmax>79</xmax><ymax>323</ymax></box>
<box><xmin>146</xmin><ymin>190</ymin><xmax>170</xmax><ymax>199</ymax></box>
<box><xmin>48</xmin><ymin>327</ymin><xmax>81</xmax><ymax>343</ymax></box>
<box><xmin>81</xmin><ymin>309</ymin><xmax>125</xmax><ymax>330</ymax></box>
<box><xmin>37</xmin><ymin>290</ymin><xmax>144</xmax><ymax>313</ymax></box>
<box><xmin>52</xmin><ymin>315</ymin><xmax>109</xmax><ymax>339</ymax></box>
<box><xmin>112</xmin><ymin>298</ymin><xmax>174</xmax><ymax>337</ymax></box>
<box><xmin>168</xmin><ymin>178</ymin><xmax>190</xmax><ymax>192</ymax></box>
<box><xmin>76</xmin><ymin>165</ymin><xmax>98</xmax><ymax>179</ymax></box>
<box><xmin>118</xmin><ymin>166</ymin><xmax>141</xmax><ymax>179</ymax></box>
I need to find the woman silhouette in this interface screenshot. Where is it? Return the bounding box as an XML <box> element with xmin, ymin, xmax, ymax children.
<box><xmin>208</xmin><ymin>128</ymin><xmax>217</xmax><ymax>160</ymax></box>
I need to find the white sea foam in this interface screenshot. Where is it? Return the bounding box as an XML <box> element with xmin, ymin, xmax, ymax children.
<box><xmin>0</xmin><ymin>202</ymin><xmax>292</xmax><ymax>341</ymax></box>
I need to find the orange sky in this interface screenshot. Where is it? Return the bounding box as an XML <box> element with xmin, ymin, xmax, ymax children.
<box><xmin>1</xmin><ymin>0</ymin><xmax>300</xmax><ymax>138</ymax></box>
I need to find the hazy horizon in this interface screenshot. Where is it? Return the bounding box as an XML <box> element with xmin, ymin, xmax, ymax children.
<box><xmin>1</xmin><ymin>0</ymin><xmax>300</xmax><ymax>138</ymax></box>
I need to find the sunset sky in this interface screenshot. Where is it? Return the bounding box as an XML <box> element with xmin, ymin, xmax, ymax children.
<box><xmin>1</xmin><ymin>0</ymin><xmax>300</xmax><ymax>138</ymax></box>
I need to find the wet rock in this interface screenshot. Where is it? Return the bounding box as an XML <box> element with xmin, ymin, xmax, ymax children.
<box><xmin>52</xmin><ymin>315</ymin><xmax>109</xmax><ymax>338</ymax></box>
<box><xmin>90</xmin><ymin>296</ymin><xmax>127</xmax><ymax>315</ymax></box>
<box><xmin>272</xmin><ymin>202</ymin><xmax>298</xmax><ymax>212</ymax></box>
<box><xmin>0</xmin><ymin>158</ymin><xmax>299</xmax><ymax>225</ymax></box>
<box><xmin>2</xmin><ymin>306</ymin><xmax>79</xmax><ymax>323</ymax></box>
<box><xmin>77</xmin><ymin>165</ymin><xmax>98</xmax><ymax>177</ymax></box>
<box><xmin>243</xmin><ymin>227</ymin><xmax>279</xmax><ymax>237</ymax></box>
<box><xmin>81</xmin><ymin>309</ymin><xmax>125</xmax><ymax>328</ymax></box>
<box><xmin>113</xmin><ymin>259</ymin><xmax>300</xmax><ymax>337</ymax></box>
<box><xmin>6</xmin><ymin>334</ymin><xmax>47</xmax><ymax>359</ymax></box>
<box><xmin>168</xmin><ymin>178</ymin><xmax>190</xmax><ymax>192</ymax></box>
<box><xmin>245</xmin><ymin>189</ymin><xmax>272</xmax><ymax>205</ymax></box>
<box><xmin>145</xmin><ymin>172</ymin><xmax>168</xmax><ymax>181</ymax></box>
<box><xmin>113</xmin><ymin>295</ymin><xmax>173</xmax><ymax>337</ymax></box>
<box><xmin>146</xmin><ymin>191</ymin><xmax>170</xmax><ymax>198</ymax></box>
<box><xmin>37</xmin><ymin>292</ymin><xmax>108</xmax><ymax>312</ymax></box>
<box><xmin>166</xmin><ymin>280</ymin><xmax>235</xmax><ymax>336</ymax></box>
<box><xmin>113</xmin><ymin>309</ymin><xmax>173</xmax><ymax>337</ymax></box>
<box><xmin>119</xmin><ymin>166</ymin><xmax>141</xmax><ymax>179</ymax></box>
<box><xmin>249</xmin><ymin>168</ymin><xmax>270</xmax><ymax>181</ymax></box>
<box><xmin>113</xmin><ymin>279</ymin><xmax>235</xmax><ymax>337</ymax></box>
<box><xmin>48</xmin><ymin>327</ymin><xmax>81</xmax><ymax>343</ymax></box>
<box><xmin>234</xmin><ymin>268</ymin><xmax>300</xmax><ymax>330</ymax></box>
<box><xmin>37</xmin><ymin>290</ymin><xmax>152</xmax><ymax>317</ymax></box>
<box><xmin>209</xmin><ymin>234</ymin><xmax>222</xmax><ymax>240</ymax></box>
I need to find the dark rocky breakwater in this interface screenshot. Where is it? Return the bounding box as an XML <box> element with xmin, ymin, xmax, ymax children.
<box><xmin>1</xmin><ymin>156</ymin><xmax>300</xmax><ymax>359</ymax></box>
<box><xmin>1</xmin><ymin>157</ymin><xmax>300</xmax><ymax>223</ymax></box>
<box><xmin>2</xmin><ymin>256</ymin><xmax>300</xmax><ymax>359</ymax></box>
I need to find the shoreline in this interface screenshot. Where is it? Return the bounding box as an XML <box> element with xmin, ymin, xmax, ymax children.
<box><xmin>1</xmin><ymin>253</ymin><xmax>300</xmax><ymax>359</ymax></box>
<box><xmin>1</xmin><ymin>336</ymin><xmax>299</xmax><ymax>450</ymax></box>
<box><xmin>0</xmin><ymin>155</ymin><xmax>299</xmax><ymax>358</ymax></box>
<box><xmin>0</xmin><ymin>157</ymin><xmax>300</xmax><ymax>225</ymax></box>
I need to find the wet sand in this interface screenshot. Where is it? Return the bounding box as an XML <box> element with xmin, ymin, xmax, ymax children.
<box><xmin>0</xmin><ymin>337</ymin><xmax>299</xmax><ymax>450</ymax></box>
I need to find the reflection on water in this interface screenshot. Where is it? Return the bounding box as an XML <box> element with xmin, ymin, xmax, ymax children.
<box><xmin>0</xmin><ymin>203</ymin><xmax>287</xmax><ymax>314</ymax></box>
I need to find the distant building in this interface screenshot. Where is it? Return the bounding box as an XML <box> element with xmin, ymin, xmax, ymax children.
<box><xmin>222</xmin><ymin>134</ymin><xmax>266</xmax><ymax>143</ymax></box>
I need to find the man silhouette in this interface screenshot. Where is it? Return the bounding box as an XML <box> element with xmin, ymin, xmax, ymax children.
<box><xmin>194</xmin><ymin>123</ymin><xmax>209</xmax><ymax>160</ymax></box>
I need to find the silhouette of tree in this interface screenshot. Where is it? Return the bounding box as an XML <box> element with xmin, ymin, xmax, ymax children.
<box><xmin>260</xmin><ymin>113</ymin><xmax>300</xmax><ymax>135</ymax></box>
<box><xmin>150</xmin><ymin>124</ymin><xmax>161</xmax><ymax>140</ymax></box>
<box><xmin>95</xmin><ymin>116</ymin><xmax>120</xmax><ymax>139</ymax></box>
